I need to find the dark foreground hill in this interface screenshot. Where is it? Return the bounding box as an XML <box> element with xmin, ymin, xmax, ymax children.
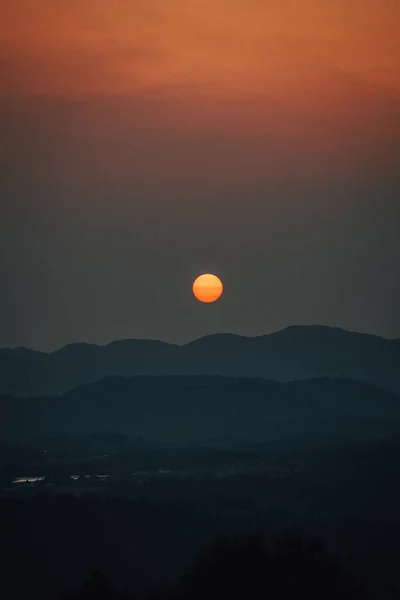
<box><xmin>1</xmin><ymin>325</ymin><xmax>399</xmax><ymax>397</ymax></box>
<box><xmin>1</xmin><ymin>375</ymin><xmax>399</xmax><ymax>443</ymax></box>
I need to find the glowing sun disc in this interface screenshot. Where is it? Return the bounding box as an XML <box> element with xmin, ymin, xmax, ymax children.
<box><xmin>192</xmin><ymin>273</ymin><xmax>223</xmax><ymax>303</ymax></box>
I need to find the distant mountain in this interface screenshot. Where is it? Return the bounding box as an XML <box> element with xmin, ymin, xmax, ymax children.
<box><xmin>0</xmin><ymin>326</ymin><xmax>399</xmax><ymax>397</ymax></box>
<box><xmin>1</xmin><ymin>375</ymin><xmax>399</xmax><ymax>443</ymax></box>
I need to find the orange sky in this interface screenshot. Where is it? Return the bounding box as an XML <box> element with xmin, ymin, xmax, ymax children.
<box><xmin>1</xmin><ymin>0</ymin><xmax>399</xmax><ymax>179</ymax></box>
<box><xmin>1</xmin><ymin>1</ymin><xmax>400</xmax><ymax>347</ymax></box>
<box><xmin>2</xmin><ymin>0</ymin><xmax>399</xmax><ymax>96</ymax></box>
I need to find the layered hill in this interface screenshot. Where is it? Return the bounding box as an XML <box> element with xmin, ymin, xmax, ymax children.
<box><xmin>0</xmin><ymin>326</ymin><xmax>399</xmax><ymax>397</ymax></box>
<box><xmin>1</xmin><ymin>375</ymin><xmax>399</xmax><ymax>443</ymax></box>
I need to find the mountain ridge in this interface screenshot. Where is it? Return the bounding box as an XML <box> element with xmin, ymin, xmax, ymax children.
<box><xmin>1</xmin><ymin>325</ymin><xmax>399</xmax><ymax>397</ymax></box>
<box><xmin>1</xmin><ymin>374</ymin><xmax>398</xmax><ymax>443</ymax></box>
<box><xmin>2</xmin><ymin>325</ymin><xmax>399</xmax><ymax>355</ymax></box>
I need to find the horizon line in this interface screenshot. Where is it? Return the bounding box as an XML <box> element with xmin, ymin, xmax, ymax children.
<box><xmin>1</xmin><ymin>324</ymin><xmax>398</xmax><ymax>355</ymax></box>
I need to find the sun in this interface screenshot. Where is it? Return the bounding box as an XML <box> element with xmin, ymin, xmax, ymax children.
<box><xmin>192</xmin><ymin>273</ymin><xmax>223</xmax><ymax>303</ymax></box>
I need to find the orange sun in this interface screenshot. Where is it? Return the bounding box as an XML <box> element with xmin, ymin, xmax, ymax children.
<box><xmin>192</xmin><ymin>273</ymin><xmax>223</xmax><ymax>303</ymax></box>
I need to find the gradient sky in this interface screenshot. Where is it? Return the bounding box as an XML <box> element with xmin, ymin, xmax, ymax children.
<box><xmin>1</xmin><ymin>0</ymin><xmax>399</xmax><ymax>350</ymax></box>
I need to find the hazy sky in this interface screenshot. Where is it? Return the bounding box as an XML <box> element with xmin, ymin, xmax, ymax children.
<box><xmin>1</xmin><ymin>0</ymin><xmax>399</xmax><ymax>350</ymax></box>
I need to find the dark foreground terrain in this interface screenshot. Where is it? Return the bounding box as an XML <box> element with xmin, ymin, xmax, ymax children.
<box><xmin>1</xmin><ymin>433</ymin><xmax>400</xmax><ymax>599</ymax></box>
<box><xmin>1</xmin><ymin>373</ymin><xmax>400</xmax><ymax>598</ymax></box>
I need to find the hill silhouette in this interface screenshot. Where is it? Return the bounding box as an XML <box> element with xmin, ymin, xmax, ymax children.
<box><xmin>1</xmin><ymin>375</ymin><xmax>399</xmax><ymax>442</ymax></box>
<box><xmin>0</xmin><ymin>325</ymin><xmax>399</xmax><ymax>397</ymax></box>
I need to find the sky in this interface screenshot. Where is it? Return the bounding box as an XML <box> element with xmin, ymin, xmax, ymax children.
<box><xmin>1</xmin><ymin>0</ymin><xmax>399</xmax><ymax>350</ymax></box>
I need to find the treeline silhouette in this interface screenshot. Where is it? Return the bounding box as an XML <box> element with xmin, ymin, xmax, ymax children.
<box><xmin>65</xmin><ymin>532</ymin><xmax>367</xmax><ymax>600</ymax></box>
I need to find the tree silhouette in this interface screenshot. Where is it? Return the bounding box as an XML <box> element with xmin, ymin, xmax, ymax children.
<box><xmin>65</xmin><ymin>532</ymin><xmax>367</xmax><ymax>600</ymax></box>
<box><xmin>176</xmin><ymin>532</ymin><xmax>366</xmax><ymax>600</ymax></box>
<box><xmin>76</xmin><ymin>570</ymin><xmax>115</xmax><ymax>600</ymax></box>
